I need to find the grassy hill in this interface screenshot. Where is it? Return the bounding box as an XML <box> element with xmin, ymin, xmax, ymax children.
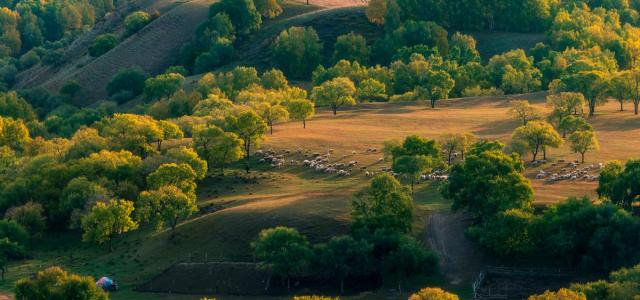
<box><xmin>1</xmin><ymin>94</ymin><xmax>637</xmax><ymax>299</ymax></box>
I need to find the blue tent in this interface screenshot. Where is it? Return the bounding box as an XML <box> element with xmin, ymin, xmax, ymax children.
<box><xmin>96</xmin><ymin>276</ymin><xmax>117</xmax><ymax>291</ymax></box>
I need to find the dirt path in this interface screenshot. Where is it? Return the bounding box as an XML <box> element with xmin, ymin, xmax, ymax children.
<box><xmin>293</xmin><ymin>0</ymin><xmax>369</xmax><ymax>7</ymax></box>
<box><xmin>425</xmin><ymin>212</ymin><xmax>487</xmax><ymax>286</ymax></box>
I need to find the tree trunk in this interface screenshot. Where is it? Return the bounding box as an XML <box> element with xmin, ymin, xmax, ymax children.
<box><xmin>108</xmin><ymin>238</ymin><xmax>113</xmax><ymax>252</ymax></box>
<box><xmin>588</xmin><ymin>100</ymin><xmax>596</xmax><ymax>117</ymax></box>
<box><xmin>635</xmin><ymin>101</ymin><xmax>639</xmax><ymax>115</ymax></box>
<box><xmin>431</xmin><ymin>99</ymin><xmax>436</xmax><ymax>108</ymax></box>
<box><xmin>620</xmin><ymin>101</ymin><xmax>624</xmax><ymax>111</ymax></box>
<box><xmin>581</xmin><ymin>152</ymin><xmax>585</xmax><ymax>163</ymax></box>
<box><xmin>340</xmin><ymin>279</ymin><xmax>344</xmax><ymax>294</ymax></box>
<box><xmin>543</xmin><ymin>147</ymin><xmax>547</xmax><ymax>160</ymax></box>
<box><xmin>448</xmin><ymin>151</ymin><xmax>453</xmax><ymax>165</ymax></box>
<box><xmin>270</xmin><ymin>124</ymin><xmax>273</xmax><ymax>135</ymax></box>
<box><xmin>332</xmin><ymin>105</ymin><xmax>337</xmax><ymax>115</ymax></box>
<box><xmin>532</xmin><ymin>145</ymin><xmax>539</xmax><ymax>162</ymax></box>
<box><xmin>157</xmin><ymin>140</ymin><xmax>162</xmax><ymax>152</ymax></box>
<box><xmin>303</xmin><ymin>119</ymin><xmax>306</xmax><ymax>128</ymax></box>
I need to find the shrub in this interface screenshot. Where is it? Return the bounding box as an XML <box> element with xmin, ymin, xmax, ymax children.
<box><xmin>107</xmin><ymin>67</ymin><xmax>148</xmax><ymax>102</ymax></box>
<box><xmin>89</xmin><ymin>34</ymin><xmax>118</xmax><ymax>57</ymax></box>
<box><xmin>272</xmin><ymin>27</ymin><xmax>323</xmax><ymax>79</ymax></box>
<box><xmin>124</xmin><ymin>11</ymin><xmax>152</xmax><ymax>36</ymax></box>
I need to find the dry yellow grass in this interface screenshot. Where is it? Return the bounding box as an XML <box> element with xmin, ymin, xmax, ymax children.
<box><xmin>264</xmin><ymin>93</ymin><xmax>640</xmax><ymax>205</ymax></box>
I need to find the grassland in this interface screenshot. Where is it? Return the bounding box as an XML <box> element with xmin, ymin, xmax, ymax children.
<box><xmin>2</xmin><ymin>93</ymin><xmax>638</xmax><ymax>299</ymax></box>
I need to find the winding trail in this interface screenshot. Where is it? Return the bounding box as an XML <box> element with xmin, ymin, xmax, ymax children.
<box><xmin>425</xmin><ymin>212</ymin><xmax>488</xmax><ymax>286</ymax></box>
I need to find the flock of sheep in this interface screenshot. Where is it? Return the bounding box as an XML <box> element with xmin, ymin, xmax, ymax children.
<box><xmin>535</xmin><ymin>160</ymin><xmax>604</xmax><ymax>183</ymax></box>
<box><xmin>255</xmin><ymin>148</ymin><xmax>450</xmax><ymax>182</ymax></box>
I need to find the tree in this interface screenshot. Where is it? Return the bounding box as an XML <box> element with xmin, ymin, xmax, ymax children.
<box><xmin>569</xmin><ymin>129</ymin><xmax>599</xmax><ymax>163</ymax></box>
<box><xmin>630</xmin><ymin>69</ymin><xmax>640</xmax><ymax>115</ymax></box>
<box><xmin>357</xmin><ymin>78</ymin><xmax>387</xmax><ymax>102</ymax></box>
<box><xmin>382</xmin><ymin>237</ymin><xmax>438</xmax><ymax>293</ymax></box>
<box><xmin>547</xmin><ymin>92</ymin><xmax>586</xmax><ymax>125</ymax></box>
<box><xmin>597</xmin><ymin>160</ymin><xmax>640</xmax><ymax>210</ymax></box>
<box><xmin>89</xmin><ymin>33</ymin><xmax>118</xmax><ymax>57</ymax></box>
<box><xmin>365</xmin><ymin>0</ymin><xmax>386</xmax><ymax>25</ymax></box>
<box><xmin>352</xmin><ymin>173</ymin><xmax>413</xmax><ymax>234</ymax></box>
<box><xmin>468</xmin><ymin>209</ymin><xmax>539</xmax><ymax>256</ymax></box>
<box><xmin>137</xmin><ymin>185</ymin><xmax>197</xmax><ymax>233</ymax></box>
<box><xmin>147</xmin><ymin>163</ymin><xmax>198</xmax><ymax>195</ymax></box>
<box><xmin>560</xmin><ymin>71</ymin><xmax>609</xmax><ymax>117</ymax></box>
<box><xmin>59</xmin><ymin>81</ymin><xmax>81</xmax><ymax>100</ymax></box>
<box><xmin>81</xmin><ymin>199</ymin><xmax>138</xmax><ymax>251</ymax></box>
<box><xmin>392</xmin><ymin>155</ymin><xmax>433</xmax><ymax>193</ymax></box>
<box><xmin>272</xmin><ymin>26</ymin><xmax>322</xmax><ymax>79</ymax></box>
<box><xmin>253</xmin><ymin>102</ymin><xmax>289</xmax><ymax>135</ymax></box>
<box><xmin>261</xmin><ymin>69</ymin><xmax>289</xmax><ymax>90</ymax></box>
<box><xmin>409</xmin><ymin>287</ymin><xmax>459</xmax><ymax>300</ymax></box>
<box><xmin>333</xmin><ymin>32</ymin><xmax>369</xmax><ymax>64</ymax></box>
<box><xmin>254</xmin><ymin>0</ymin><xmax>282</xmax><ymax>19</ymax></box>
<box><xmin>96</xmin><ymin>113</ymin><xmax>162</xmax><ymax>156</ymax></box>
<box><xmin>0</xmin><ymin>220</ymin><xmax>28</xmax><ymax>249</ymax></box>
<box><xmin>144</xmin><ymin>73</ymin><xmax>185</xmax><ymax>101</ymax></box>
<box><xmin>507</xmin><ymin>100</ymin><xmax>542</xmax><ymax>125</ymax></box>
<box><xmin>157</xmin><ymin>120</ymin><xmax>184</xmax><ymax>151</ymax></box>
<box><xmin>60</xmin><ymin>177</ymin><xmax>110</xmax><ymax>226</ymax></box>
<box><xmin>253</xmin><ymin>227</ymin><xmax>312</xmax><ymax>290</ymax></box>
<box><xmin>15</xmin><ymin>267</ymin><xmax>108</xmax><ymax>300</ymax></box>
<box><xmin>0</xmin><ymin>91</ymin><xmax>36</xmax><ymax>121</ymax></box>
<box><xmin>192</xmin><ymin>125</ymin><xmax>243</xmax><ymax>174</ymax></box>
<box><xmin>287</xmin><ymin>99</ymin><xmax>315</xmax><ymax>128</ymax></box>
<box><xmin>0</xmin><ymin>116</ymin><xmax>30</xmax><ymax>152</ymax></box>
<box><xmin>5</xmin><ymin>202</ymin><xmax>46</xmax><ymax>242</ymax></box>
<box><xmin>528</xmin><ymin>289</ymin><xmax>586</xmax><ymax>300</ymax></box>
<box><xmin>224</xmin><ymin>110</ymin><xmax>267</xmax><ymax>158</ymax></box>
<box><xmin>609</xmin><ymin>71</ymin><xmax>632</xmax><ymax>111</ymax></box>
<box><xmin>107</xmin><ymin>67</ymin><xmax>148</xmax><ymax>102</ymax></box>
<box><xmin>443</xmin><ymin>144</ymin><xmax>533</xmax><ymax>221</ymax></box>
<box><xmin>558</xmin><ymin>115</ymin><xmax>591</xmax><ymax>138</ymax></box>
<box><xmin>315</xmin><ymin>235</ymin><xmax>372</xmax><ymax>293</ymax></box>
<box><xmin>312</xmin><ymin>77</ymin><xmax>357</xmax><ymax>115</ymax></box>
<box><xmin>165</xmin><ymin>146</ymin><xmax>208</xmax><ymax>180</ymax></box>
<box><xmin>210</xmin><ymin>0</ymin><xmax>261</xmax><ymax>35</ymax></box>
<box><xmin>124</xmin><ymin>11</ymin><xmax>151</xmax><ymax>36</ymax></box>
<box><xmin>511</xmin><ymin>121</ymin><xmax>562</xmax><ymax>162</ymax></box>
<box><xmin>416</xmin><ymin>70</ymin><xmax>455</xmax><ymax>108</ymax></box>
<box><xmin>439</xmin><ymin>133</ymin><xmax>475</xmax><ymax>164</ymax></box>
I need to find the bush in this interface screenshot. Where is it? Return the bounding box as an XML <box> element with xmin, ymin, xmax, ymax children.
<box><xmin>18</xmin><ymin>50</ymin><xmax>39</xmax><ymax>69</ymax></box>
<box><xmin>124</xmin><ymin>11</ymin><xmax>152</xmax><ymax>36</ymax></box>
<box><xmin>15</xmin><ymin>266</ymin><xmax>108</xmax><ymax>300</ymax></box>
<box><xmin>194</xmin><ymin>39</ymin><xmax>234</xmax><ymax>74</ymax></box>
<box><xmin>333</xmin><ymin>32</ymin><xmax>369</xmax><ymax>64</ymax></box>
<box><xmin>389</xmin><ymin>91</ymin><xmax>417</xmax><ymax>102</ymax></box>
<box><xmin>144</xmin><ymin>73</ymin><xmax>185</xmax><ymax>101</ymax></box>
<box><xmin>89</xmin><ymin>34</ymin><xmax>118</xmax><ymax>57</ymax></box>
<box><xmin>107</xmin><ymin>67</ymin><xmax>148</xmax><ymax>102</ymax></box>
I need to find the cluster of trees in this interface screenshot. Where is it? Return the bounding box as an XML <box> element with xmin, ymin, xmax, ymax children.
<box><xmin>180</xmin><ymin>0</ymin><xmax>284</xmax><ymax>73</ymax></box>
<box><xmin>507</xmin><ymin>94</ymin><xmax>599</xmax><ymax>163</ymax></box>
<box><xmin>253</xmin><ymin>173</ymin><xmax>438</xmax><ymax>294</ymax></box>
<box><xmin>0</xmin><ymin>0</ymin><xmax>130</xmax><ymax>89</ymax></box>
<box><xmin>442</xmin><ymin>139</ymin><xmax>640</xmax><ymax>271</ymax></box>
<box><xmin>89</xmin><ymin>10</ymin><xmax>156</xmax><ymax>58</ymax></box>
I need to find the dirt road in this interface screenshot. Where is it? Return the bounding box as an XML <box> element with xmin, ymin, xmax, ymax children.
<box><xmin>294</xmin><ymin>0</ymin><xmax>369</xmax><ymax>7</ymax></box>
<box><xmin>425</xmin><ymin>212</ymin><xmax>487</xmax><ymax>286</ymax></box>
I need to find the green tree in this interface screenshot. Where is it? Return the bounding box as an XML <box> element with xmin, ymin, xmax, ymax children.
<box><xmin>124</xmin><ymin>11</ymin><xmax>151</xmax><ymax>36</ymax></box>
<box><xmin>210</xmin><ymin>0</ymin><xmax>261</xmax><ymax>35</ymax></box>
<box><xmin>254</xmin><ymin>0</ymin><xmax>282</xmax><ymax>19</ymax></box>
<box><xmin>89</xmin><ymin>33</ymin><xmax>118</xmax><ymax>57</ymax></box>
<box><xmin>147</xmin><ymin>163</ymin><xmax>197</xmax><ymax>195</ymax></box>
<box><xmin>558</xmin><ymin>115</ymin><xmax>592</xmax><ymax>138</ymax></box>
<box><xmin>417</xmin><ymin>70</ymin><xmax>455</xmax><ymax>108</ymax></box>
<box><xmin>443</xmin><ymin>144</ymin><xmax>533</xmax><ymax>220</ymax></box>
<box><xmin>0</xmin><ymin>116</ymin><xmax>30</xmax><ymax>152</ymax></box>
<box><xmin>261</xmin><ymin>69</ymin><xmax>289</xmax><ymax>90</ymax></box>
<box><xmin>561</xmin><ymin>70</ymin><xmax>609</xmax><ymax>117</ymax></box>
<box><xmin>286</xmin><ymin>99</ymin><xmax>315</xmax><ymax>128</ymax></box>
<box><xmin>165</xmin><ymin>146</ymin><xmax>208</xmax><ymax>180</ymax></box>
<box><xmin>253</xmin><ymin>102</ymin><xmax>289</xmax><ymax>135</ymax></box>
<box><xmin>144</xmin><ymin>73</ymin><xmax>185</xmax><ymax>101</ymax></box>
<box><xmin>312</xmin><ymin>77</ymin><xmax>357</xmax><ymax>115</ymax></box>
<box><xmin>392</xmin><ymin>155</ymin><xmax>433</xmax><ymax>193</ymax></box>
<box><xmin>60</xmin><ymin>80</ymin><xmax>82</xmax><ymax>100</ymax></box>
<box><xmin>96</xmin><ymin>113</ymin><xmax>162</xmax><ymax>156</ymax></box>
<box><xmin>272</xmin><ymin>26</ymin><xmax>322</xmax><ymax>79</ymax></box>
<box><xmin>315</xmin><ymin>235</ymin><xmax>372</xmax><ymax>293</ymax></box>
<box><xmin>511</xmin><ymin>121</ymin><xmax>562</xmax><ymax>162</ymax></box>
<box><xmin>137</xmin><ymin>185</ymin><xmax>197</xmax><ymax>233</ymax></box>
<box><xmin>357</xmin><ymin>78</ymin><xmax>387</xmax><ymax>102</ymax></box>
<box><xmin>528</xmin><ymin>289</ymin><xmax>586</xmax><ymax>300</ymax></box>
<box><xmin>609</xmin><ymin>71</ymin><xmax>632</xmax><ymax>111</ymax></box>
<box><xmin>597</xmin><ymin>160</ymin><xmax>640</xmax><ymax>210</ymax></box>
<box><xmin>382</xmin><ymin>237</ymin><xmax>438</xmax><ymax>294</ymax></box>
<box><xmin>5</xmin><ymin>202</ymin><xmax>46</xmax><ymax>242</ymax></box>
<box><xmin>0</xmin><ymin>91</ymin><xmax>36</xmax><ymax>122</ymax></box>
<box><xmin>81</xmin><ymin>199</ymin><xmax>138</xmax><ymax>251</ymax></box>
<box><xmin>547</xmin><ymin>92</ymin><xmax>586</xmax><ymax>125</ymax></box>
<box><xmin>507</xmin><ymin>100</ymin><xmax>542</xmax><ymax>125</ymax></box>
<box><xmin>352</xmin><ymin>173</ymin><xmax>413</xmax><ymax>234</ymax></box>
<box><xmin>439</xmin><ymin>133</ymin><xmax>475</xmax><ymax>164</ymax></box>
<box><xmin>224</xmin><ymin>110</ymin><xmax>267</xmax><ymax>158</ymax></box>
<box><xmin>468</xmin><ymin>208</ymin><xmax>539</xmax><ymax>256</ymax></box>
<box><xmin>568</xmin><ymin>129</ymin><xmax>599</xmax><ymax>163</ymax></box>
<box><xmin>192</xmin><ymin>125</ymin><xmax>243</xmax><ymax>174</ymax></box>
<box><xmin>59</xmin><ymin>177</ymin><xmax>109</xmax><ymax>225</ymax></box>
<box><xmin>15</xmin><ymin>266</ymin><xmax>108</xmax><ymax>300</ymax></box>
<box><xmin>333</xmin><ymin>32</ymin><xmax>369</xmax><ymax>64</ymax></box>
<box><xmin>107</xmin><ymin>67</ymin><xmax>148</xmax><ymax>102</ymax></box>
<box><xmin>253</xmin><ymin>226</ymin><xmax>312</xmax><ymax>290</ymax></box>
